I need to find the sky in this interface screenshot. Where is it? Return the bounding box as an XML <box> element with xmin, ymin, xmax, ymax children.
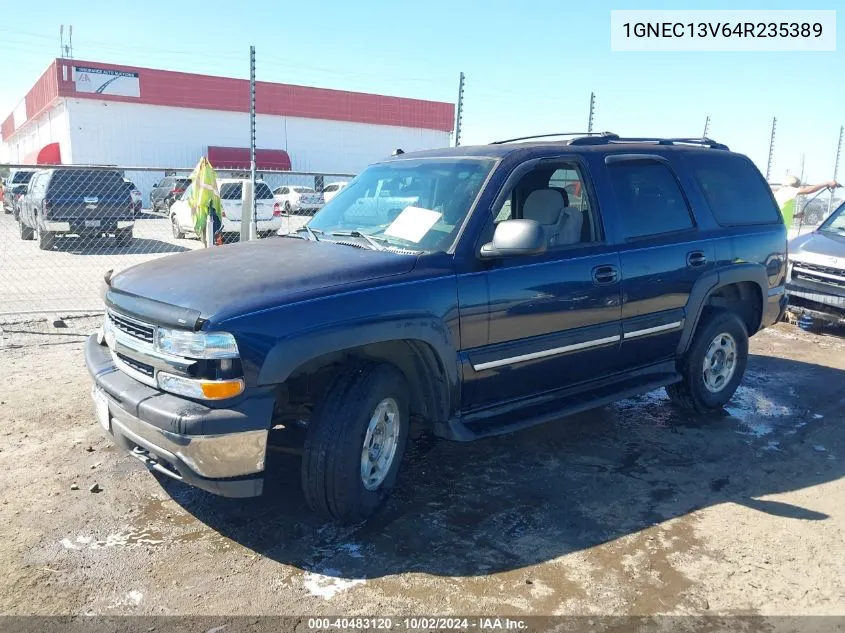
<box><xmin>0</xmin><ymin>0</ymin><xmax>842</xmax><ymax>183</ymax></box>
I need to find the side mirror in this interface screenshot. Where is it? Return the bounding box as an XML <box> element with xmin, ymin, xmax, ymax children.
<box><xmin>479</xmin><ymin>219</ymin><xmax>547</xmax><ymax>259</ymax></box>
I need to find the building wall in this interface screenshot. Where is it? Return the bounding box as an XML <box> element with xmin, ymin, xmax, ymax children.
<box><xmin>65</xmin><ymin>98</ymin><xmax>451</xmax><ymax>199</ymax></box>
<box><xmin>1</xmin><ymin>100</ymin><xmax>72</xmax><ymax>164</ymax></box>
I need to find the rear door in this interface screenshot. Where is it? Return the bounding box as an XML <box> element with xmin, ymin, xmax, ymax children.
<box><xmin>46</xmin><ymin>170</ymin><xmax>132</xmax><ymax>226</ymax></box>
<box><xmin>219</xmin><ymin>182</ymin><xmax>243</xmax><ymax>221</ymax></box>
<box><xmin>605</xmin><ymin>155</ymin><xmax>715</xmax><ymax>368</ymax></box>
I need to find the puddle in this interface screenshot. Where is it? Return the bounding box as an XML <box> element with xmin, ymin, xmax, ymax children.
<box><xmin>724</xmin><ymin>386</ymin><xmax>791</xmax><ymax>437</ymax></box>
<box><xmin>302</xmin><ymin>570</ymin><xmax>366</xmax><ymax>599</ymax></box>
<box><xmin>61</xmin><ymin>531</ymin><xmax>164</xmax><ymax>550</ymax></box>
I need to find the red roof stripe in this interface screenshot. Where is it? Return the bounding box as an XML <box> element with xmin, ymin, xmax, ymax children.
<box><xmin>52</xmin><ymin>59</ymin><xmax>454</xmax><ymax>132</ymax></box>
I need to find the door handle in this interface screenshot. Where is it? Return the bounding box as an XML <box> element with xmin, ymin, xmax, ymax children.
<box><xmin>592</xmin><ymin>265</ymin><xmax>619</xmax><ymax>285</ymax></box>
<box><xmin>687</xmin><ymin>251</ymin><xmax>707</xmax><ymax>268</ymax></box>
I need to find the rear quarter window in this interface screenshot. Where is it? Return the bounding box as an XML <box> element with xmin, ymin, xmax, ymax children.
<box><xmin>47</xmin><ymin>170</ymin><xmax>127</xmax><ymax>196</ymax></box>
<box><xmin>255</xmin><ymin>183</ymin><xmax>274</xmax><ymax>199</ymax></box>
<box><xmin>688</xmin><ymin>153</ymin><xmax>780</xmax><ymax>226</ymax></box>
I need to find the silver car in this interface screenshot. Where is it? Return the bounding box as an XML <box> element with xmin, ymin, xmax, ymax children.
<box><xmin>787</xmin><ymin>200</ymin><xmax>845</xmax><ymax>325</ymax></box>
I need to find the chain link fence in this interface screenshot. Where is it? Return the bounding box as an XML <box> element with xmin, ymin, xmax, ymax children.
<box><xmin>0</xmin><ymin>164</ymin><xmax>355</xmax><ymax>316</ymax></box>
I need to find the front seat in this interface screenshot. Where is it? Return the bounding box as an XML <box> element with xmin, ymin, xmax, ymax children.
<box><xmin>522</xmin><ymin>189</ymin><xmax>565</xmax><ymax>246</ymax></box>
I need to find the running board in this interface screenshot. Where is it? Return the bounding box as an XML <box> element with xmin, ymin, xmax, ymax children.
<box><xmin>454</xmin><ymin>374</ymin><xmax>681</xmax><ymax>441</ymax></box>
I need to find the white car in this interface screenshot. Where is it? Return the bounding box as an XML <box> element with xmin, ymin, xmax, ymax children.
<box><xmin>124</xmin><ymin>178</ymin><xmax>142</xmax><ymax>213</ymax></box>
<box><xmin>321</xmin><ymin>181</ymin><xmax>349</xmax><ymax>202</ymax></box>
<box><xmin>273</xmin><ymin>185</ymin><xmax>324</xmax><ymax>215</ymax></box>
<box><xmin>169</xmin><ymin>179</ymin><xmax>281</xmax><ymax>240</ymax></box>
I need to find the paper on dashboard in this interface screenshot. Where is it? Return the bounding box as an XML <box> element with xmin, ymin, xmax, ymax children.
<box><xmin>384</xmin><ymin>206</ymin><xmax>443</xmax><ymax>243</ymax></box>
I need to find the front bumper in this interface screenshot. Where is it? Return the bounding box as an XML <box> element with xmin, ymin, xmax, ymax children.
<box><xmin>786</xmin><ymin>282</ymin><xmax>845</xmax><ymax>324</ymax></box>
<box><xmin>85</xmin><ymin>334</ymin><xmax>270</xmax><ymax>497</ymax></box>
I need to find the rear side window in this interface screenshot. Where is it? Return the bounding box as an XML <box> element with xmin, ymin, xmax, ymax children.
<box><xmin>688</xmin><ymin>154</ymin><xmax>780</xmax><ymax>226</ymax></box>
<box><xmin>220</xmin><ymin>183</ymin><xmax>242</xmax><ymax>200</ymax></box>
<box><xmin>255</xmin><ymin>183</ymin><xmax>273</xmax><ymax>199</ymax></box>
<box><xmin>174</xmin><ymin>179</ymin><xmax>190</xmax><ymax>189</ymax></box>
<box><xmin>607</xmin><ymin>161</ymin><xmax>694</xmax><ymax>240</ymax></box>
<box><xmin>12</xmin><ymin>171</ymin><xmax>34</xmax><ymax>184</ymax></box>
<box><xmin>46</xmin><ymin>170</ymin><xmax>126</xmax><ymax>196</ymax></box>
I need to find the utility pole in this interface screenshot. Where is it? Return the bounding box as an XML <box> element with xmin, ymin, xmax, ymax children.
<box><xmin>59</xmin><ymin>25</ymin><xmax>64</xmax><ymax>58</ymax></box>
<box><xmin>249</xmin><ymin>45</ymin><xmax>257</xmax><ymax>241</ymax></box>
<box><xmin>587</xmin><ymin>92</ymin><xmax>595</xmax><ymax>133</ymax></box>
<box><xmin>827</xmin><ymin>125</ymin><xmax>843</xmax><ymax>216</ymax></box>
<box><xmin>799</xmin><ymin>153</ymin><xmax>805</xmax><ymax>184</ymax></box>
<box><xmin>454</xmin><ymin>72</ymin><xmax>465</xmax><ymax>147</ymax></box>
<box><xmin>69</xmin><ymin>25</ymin><xmax>73</xmax><ymax>59</ymax></box>
<box><xmin>766</xmin><ymin>116</ymin><xmax>777</xmax><ymax>182</ymax></box>
<box><xmin>702</xmin><ymin>115</ymin><xmax>710</xmax><ymax>139</ymax></box>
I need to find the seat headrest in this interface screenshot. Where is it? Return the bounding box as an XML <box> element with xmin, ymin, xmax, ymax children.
<box><xmin>523</xmin><ymin>189</ymin><xmax>564</xmax><ymax>226</ymax></box>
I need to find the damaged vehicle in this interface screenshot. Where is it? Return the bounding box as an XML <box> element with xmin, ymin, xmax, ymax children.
<box><xmin>787</xmin><ymin>200</ymin><xmax>845</xmax><ymax>326</ymax></box>
<box><xmin>86</xmin><ymin>134</ymin><xmax>787</xmax><ymax>523</ymax></box>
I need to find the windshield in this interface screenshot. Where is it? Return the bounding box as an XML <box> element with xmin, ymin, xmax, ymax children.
<box><xmin>307</xmin><ymin>158</ymin><xmax>495</xmax><ymax>252</ymax></box>
<box><xmin>293</xmin><ymin>187</ymin><xmax>315</xmax><ymax>194</ymax></box>
<box><xmin>818</xmin><ymin>202</ymin><xmax>845</xmax><ymax>235</ymax></box>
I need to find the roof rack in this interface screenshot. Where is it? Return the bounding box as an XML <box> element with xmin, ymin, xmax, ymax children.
<box><xmin>490</xmin><ymin>131</ymin><xmax>618</xmax><ymax>145</ymax></box>
<box><xmin>571</xmin><ymin>136</ymin><xmax>729</xmax><ymax>150</ymax></box>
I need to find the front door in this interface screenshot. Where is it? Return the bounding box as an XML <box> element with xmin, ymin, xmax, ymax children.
<box><xmin>459</xmin><ymin>160</ymin><xmax>623</xmax><ymax>414</ymax></box>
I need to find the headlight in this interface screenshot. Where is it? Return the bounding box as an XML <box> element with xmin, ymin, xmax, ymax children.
<box><xmin>155</xmin><ymin>328</ymin><xmax>239</xmax><ymax>359</ymax></box>
<box><xmin>157</xmin><ymin>372</ymin><xmax>244</xmax><ymax>400</ymax></box>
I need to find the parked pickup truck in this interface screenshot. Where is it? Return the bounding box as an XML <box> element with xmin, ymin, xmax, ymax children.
<box><xmin>86</xmin><ymin>134</ymin><xmax>787</xmax><ymax>522</ymax></box>
<box><xmin>18</xmin><ymin>168</ymin><xmax>135</xmax><ymax>249</ymax></box>
<box><xmin>786</xmin><ymin>199</ymin><xmax>845</xmax><ymax>325</ymax></box>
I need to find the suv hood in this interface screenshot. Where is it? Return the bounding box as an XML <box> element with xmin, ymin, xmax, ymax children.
<box><xmin>789</xmin><ymin>231</ymin><xmax>845</xmax><ymax>267</ymax></box>
<box><xmin>107</xmin><ymin>237</ymin><xmax>418</xmax><ymax>325</ymax></box>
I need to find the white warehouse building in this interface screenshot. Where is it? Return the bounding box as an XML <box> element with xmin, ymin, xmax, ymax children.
<box><xmin>1</xmin><ymin>58</ymin><xmax>455</xmax><ymax>198</ymax></box>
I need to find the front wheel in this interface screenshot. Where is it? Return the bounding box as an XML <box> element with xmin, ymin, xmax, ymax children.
<box><xmin>666</xmin><ymin>310</ymin><xmax>749</xmax><ymax>412</ymax></box>
<box><xmin>302</xmin><ymin>363</ymin><xmax>410</xmax><ymax>523</ymax></box>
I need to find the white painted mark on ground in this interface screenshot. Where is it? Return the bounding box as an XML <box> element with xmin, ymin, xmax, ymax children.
<box><xmin>302</xmin><ymin>570</ymin><xmax>365</xmax><ymax>599</ymax></box>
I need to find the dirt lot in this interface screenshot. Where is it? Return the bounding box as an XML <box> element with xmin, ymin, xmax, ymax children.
<box><xmin>0</xmin><ymin>315</ymin><xmax>843</xmax><ymax>617</ymax></box>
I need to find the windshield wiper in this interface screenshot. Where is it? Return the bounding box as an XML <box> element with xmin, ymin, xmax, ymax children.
<box><xmin>296</xmin><ymin>225</ymin><xmax>322</xmax><ymax>241</ymax></box>
<box><xmin>330</xmin><ymin>230</ymin><xmax>386</xmax><ymax>251</ymax></box>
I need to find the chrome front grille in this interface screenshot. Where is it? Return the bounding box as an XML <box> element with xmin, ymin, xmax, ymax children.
<box><xmin>115</xmin><ymin>352</ymin><xmax>154</xmax><ymax>377</ymax></box>
<box><xmin>792</xmin><ymin>262</ymin><xmax>845</xmax><ymax>290</ymax></box>
<box><xmin>108</xmin><ymin>310</ymin><xmax>155</xmax><ymax>343</ymax></box>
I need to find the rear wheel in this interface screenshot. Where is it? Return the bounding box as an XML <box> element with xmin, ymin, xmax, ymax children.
<box><xmin>302</xmin><ymin>363</ymin><xmax>410</xmax><ymax>523</ymax></box>
<box><xmin>666</xmin><ymin>310</ymin><xmax>748</xmax><ymax>412</ymax></box>
<box><xmin>171</xmin><ymin>215</ymin><xmax>184</xmax><ymax>239</ymax></box>
<box><xmin>115</xmin><ymin>228</ymin><xmax>133</xmax><ymax>246</ymax></box>
<box><xmin>19</xmin><ymin>217</ymin><xmax>34</xmax><ymax>240</ymax></box>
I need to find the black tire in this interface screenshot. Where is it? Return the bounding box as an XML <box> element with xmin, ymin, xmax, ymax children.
<box><xmin>666</xmin><ymin>310</ymin><xmax>749</xmax><ymax>412</ymax></box>
<box><xmin>115</xmin><ymin>228</ymin><xmax>133</xmax><ymax>246</ymax></box>
<box><xmin>19</xmin><ymin>218</ymin><xmax>34</xmax><ymax>240</ymax></box>
<box><xmin>171</xmin><ymin>215</ymin><xmax>184</xmax><ymax>239</ymax></box>
<box><xmin>36</xmin><ymin>224</ymin><xmax>55</xmax><ymax>251</ymax></box>
<box><xmin>302</xmin><ymin>363</ymin><xmax>410</xmax><ymax>523</ymax></box>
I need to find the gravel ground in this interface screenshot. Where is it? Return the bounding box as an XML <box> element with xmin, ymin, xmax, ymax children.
<box><xmin>0</xmin><ymin>316</ymin><xmax>843</xmax><ymax>618</ymax></box>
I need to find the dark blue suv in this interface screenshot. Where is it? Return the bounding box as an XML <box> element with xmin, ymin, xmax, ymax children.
<box><xmin>86</xmin><ymin>133</ymin><xmax>788</xmax><ymax>522</ymax></box>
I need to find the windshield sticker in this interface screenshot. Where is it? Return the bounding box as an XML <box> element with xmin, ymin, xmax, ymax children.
<box><xmin>384</xmin><ymin>206</ymin><xmax>442</xmax><ymax>243</ymax></box>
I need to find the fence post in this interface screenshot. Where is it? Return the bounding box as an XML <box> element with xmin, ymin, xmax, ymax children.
<box><xmin>249</xmin><ymin>45</ymin><xmax>257</xmax><ymax>241</ymax></box>
<box><xmin>242</xmin><ymin>180</ymin><xmax>254</xmax><ymax>241</ymax></box>
<box><xmin>205</xmin><ymin>205</ymin><xmax>214</xmax><ymax>247</ymax></box>
<box><xmin>827</xmin><ymin>125</ymin><xmax>843</xmax><ymax>218</ymax></box>
<box><xmin>454</xmin><ymin>72</ymin><xmax>464</xmax><ymax>147</ymax></box>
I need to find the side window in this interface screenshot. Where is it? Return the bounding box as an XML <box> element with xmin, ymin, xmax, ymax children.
<box><xmin>490</xmin><ymin>162</ymin><xmax>600</xmax><ymax>249</ymax></box>
<box><xmin>689</xmin><ymin>154</ymin><xmax>780</xmax><ymax>226</ymax></box>
<box><xmin>607</xmin><ymin>161</ymin><xmax>694</xmax><ymax>240</ymax></box>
